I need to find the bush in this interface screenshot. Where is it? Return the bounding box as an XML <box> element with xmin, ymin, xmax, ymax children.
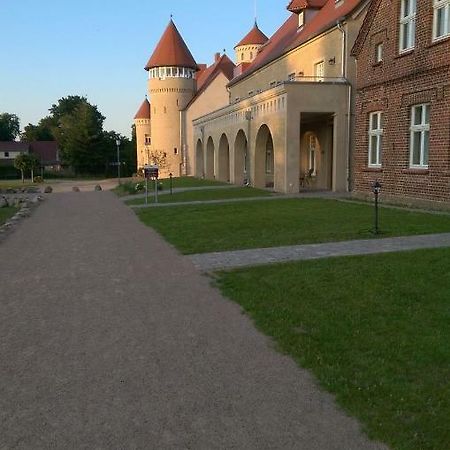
<box><xmin>34</xmin><ymin>176</ymin><xmax>44</xmax><ymax>183</ymax></box>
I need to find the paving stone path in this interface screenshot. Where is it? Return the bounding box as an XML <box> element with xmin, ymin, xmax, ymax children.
<box><xmin>0</xmin><ymin>191</ymin><xmax>388</xmax><ymax>449</ymax></box>
<box><xmin>189</xmin><ymin>232</ymin><xmax>450</xmax><ymax>271</ymax></box>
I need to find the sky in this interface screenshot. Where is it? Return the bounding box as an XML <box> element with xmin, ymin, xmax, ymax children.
<box><xmin>0</xmin><ymin>0</ymin><xmax>290</xmax><ymax>138</ymax></box>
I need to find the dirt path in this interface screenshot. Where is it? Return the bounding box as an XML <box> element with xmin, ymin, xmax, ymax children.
<box><xmin>0</xmin><ymin>191</ymin><xmax>388</xmax><ymax>449</ymax></box>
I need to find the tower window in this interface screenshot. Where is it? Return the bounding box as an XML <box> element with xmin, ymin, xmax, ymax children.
<box><xmin>174</xmin><ymin>148</ymin><xmax>178</xmax><ymax>155</ymax></box>
<box><xmin>164</xmin><ymin>106</ymin><xmax>167</xmax><ymax>114</ymax></box>
<box><xmin>250</xmin><ymin>51</ymin><xmax>253</xmax><ymax>59</ymax></box>
<box><xmin>241</xmin><ymin>53</ymin><xmax>244</xmax><ymax>61</ymax></box>
<box><xmin>145</xmin><ymin>134</ymin><xmax>151</xmax><ymax>145</ymax></box>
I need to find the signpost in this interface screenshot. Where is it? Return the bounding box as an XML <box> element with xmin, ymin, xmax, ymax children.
<box><xmin>372</xmin><ymin>180</ymin><xmax>382</xmax><ymax>234</ymax></box>
<box><xmin>144</xmin><ymin>164</ymin><xmax>159</xmax><ymax>204</ymax></box>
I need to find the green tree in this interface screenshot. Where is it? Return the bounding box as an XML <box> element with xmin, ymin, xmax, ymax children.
<box><xmin>58</xmin><ymin>101</ymin><xmax>106</xmax><ymax>174</ymax></box>
<box><xmin>14</xmin><ymin>153</ymin><xmax>29</xmax><ymax>183</ymax></box>
<box><xmin>21</xmin><ymin>116</ymin><xmax>55</xmax><ymax>142</ymax></box>
<box><xmin>28</xmin><ymin>153</ymin><xmax>40</xmax><ymax>182</ymax></box>
<box><xmin>0</xmin><ymin>113</ymin><xmax>20</xmax><ymax>141</ymax></box>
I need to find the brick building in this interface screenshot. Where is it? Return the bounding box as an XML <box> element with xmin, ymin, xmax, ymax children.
<box><xmin>352</xmin><ymin>0</ymin><xmax>450</xmax><ymax>206</ymax></box>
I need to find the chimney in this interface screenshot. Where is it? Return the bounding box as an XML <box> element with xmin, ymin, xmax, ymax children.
<box><xmin>215</xmin><ymin>52</ymin><xmax>221</xmax><ymax>62</ymax></box>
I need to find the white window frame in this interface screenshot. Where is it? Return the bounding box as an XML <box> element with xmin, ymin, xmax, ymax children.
<box><xmin>375</xmin><ymin>42</ymin><xmax>383</xmax><ymax>63</ymax></box>
<box><xmin>409</xmin><ymin>104</ymin><xmax>430</xmax><ymax>169</ymax></box>
<box><xmin>368</xmin><ymin>112</ymin><xmax>383</xmax><ymax>167</ymax></box>
<box><xmin>399</xmin><ymin>0</ymin><xmax>416</xmax><ymax>53</ymax></box>
<box><xmin>298</xmin><ymin>11</ymin><xmax>305</xmax><ymax>28</ymax></box>
<box><xmin>307</xmin><ymin>134</ymin><xmax>318</xmax><ymax>176</ymax></box>
<box><xmin>314</xmin><ymin>61</ymin><xmax>325</xmax><ymax>81</ymax></box>
<box><xmin>433</xmin><ymin>0</ymin><xmax>450</xmax><ymax>40</ymax></box>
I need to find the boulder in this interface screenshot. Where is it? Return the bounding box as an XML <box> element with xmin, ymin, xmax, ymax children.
<box><xmin>72</xmin><ymin>186</ymin><xmax>80</xmax><ymax>192</ymax></box>
<box><xmin>94</xmin><ymin>185</ymin><xmax>102</xmax><ymax>191</ymax></box>
<box><xmin>44</xmin><ymin>186</ymin><xmax>53</xmax><ymax>193</ymax></box>
<box><xmin>0</xmin><ymin>196</ymin><xmax>8</xmax><ymax>208</ymax></box>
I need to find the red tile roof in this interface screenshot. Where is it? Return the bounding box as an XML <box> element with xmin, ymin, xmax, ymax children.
<box><xmin>30</xmin><ymin>141</ymin><xmax>59</xmax><ymax>163</ymax></box>
<box><xmin>145</xmin><ymin>20</ymin><xmax>197</xmax><ymax>71</ymax></box>
<box><xmin>186</xmin><ymin>54</ymin><xmax>236</xmax><ymax>108</ymax></box>
<box><xmin>134</xmin><ymin>98</ymin><xmax>151</xmax><ymax>119</ymax></box>
<box><xmin>287</xmin><ymin>0</ymin><xmax>327</xmax><ymax>12</ymax></box>
<box><xmin>230</xmin><ymin>0</ymin><xmax>365</xmax><ymax>86</ymax></box>
<box><xmin>235</xmin><ymin>22</ymin><xmax>269</xmax><ymax>48</ymax></box>
<box><xmin>0</xmin><ymin>142</ymin><xmax>29</xmax><ymax>152</ymax></box>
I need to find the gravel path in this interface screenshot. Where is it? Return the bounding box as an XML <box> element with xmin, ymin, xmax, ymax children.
<box><xmin>189</xmin><ymin>232</ymin><xmax>450</xmax><ymax>271</ymax></box>
<box><xmin>0</xmin><ymin>192</ymin><xmax>388</xmax><ymax>449</ymax></box>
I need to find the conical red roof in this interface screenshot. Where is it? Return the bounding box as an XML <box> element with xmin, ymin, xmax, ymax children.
<box><xmin>287</xmin><ymin>0</ymin><xmax>327</xmax><ymax>12</ymax></box>
<box><xmin>235</xmin><ymin>22</ymin><xmax>269</xmax><ymax>48</ymax></box>
<box><xmin>134</xmin><ymin>98</ymin><xmax>151</xmax><ymax>119</ymax></box>
<box><xmin>145</xmin><ymin>20</ymin><xmax>197</xmax><ymax>71</ymax></box>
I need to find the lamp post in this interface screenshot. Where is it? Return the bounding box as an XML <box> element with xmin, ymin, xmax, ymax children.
<box><xmin>115</xmin><ymin>138</ymin><xmax>121</xmax><ymax>184</ymax></box>
<box><xmin>169</xmin><ymin>172</ymin><xmax>173</xmax><ymax>195</ymax></box>
<box><xmin>372</xmin><ymin>180</ymin><xmax>382</xmax><ymax>234</ymax></box>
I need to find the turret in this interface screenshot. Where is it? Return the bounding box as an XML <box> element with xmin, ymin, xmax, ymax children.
<box><xmin>234</xmin><ymin>21</ymin><xmax>269</xmax><ymax>64</ymax></box>
<box><xmin>144</xmin><ymin>19</ymin><xmax>198</xmax><ymax>177</ymax></box>
<box><xmin>134</xmin><ymin>98</ymin><xmax>151</xmax><ymax>170</ymax></box>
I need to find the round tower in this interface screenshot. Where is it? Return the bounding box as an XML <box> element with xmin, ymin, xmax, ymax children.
<box><xmin>234</xmin><ymin>21</ymin><xmax>269</xmax><ymax>64</ymax></box>
<box><xmin>145</xmin><ymin>20</ymin><xmax>198</xmax><ymax>177</ymax></box>
<box><xmin>134</xmin><ymin>98</ymin><xmax>151</xmax><ymax>170</ymax></box>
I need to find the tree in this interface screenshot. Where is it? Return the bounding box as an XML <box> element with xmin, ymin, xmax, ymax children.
<box><xmin>0</xmin><ymin>113</ymin><xmax>20</xmax><ymax>141</ymax></box>
<box><xmin>28</xmin><ymin>154</ymin><xmax>40</xmax><ymax>182</ymax></box>
<box><xmin>58</xmin><ymin>101</ymin><xmax>106</xmax><ymax>174</ymax></box>
<box><xmin>14</xmin><ymin>154</ymin><xmax>29</xmax><ymax>183</ymax></box>
<box><xmin>21</xmin><ymin>116</ymin><xmax>55</xmax><ymax>142</ymax></box>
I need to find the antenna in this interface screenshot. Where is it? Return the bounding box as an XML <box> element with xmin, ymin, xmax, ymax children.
<box><xmin>254</xmin><ymin>0</ymin><xmax>257</xmax><ymax>24</ymax></box>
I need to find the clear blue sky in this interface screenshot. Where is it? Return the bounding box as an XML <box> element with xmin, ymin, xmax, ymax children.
<box><xmin>0</xmin><ymin>0</ymin><xmax>289</xmax><ymax>138</ymax></box>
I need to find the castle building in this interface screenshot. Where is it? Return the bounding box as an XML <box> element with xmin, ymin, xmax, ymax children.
<box><xmin>135</xmin><ymin>0</ymin><xmax>370</xmax><ymax>191</ymax></box>
<box><xmin>352</xmin><ymin>0</ymin><xmax>450</xmax><ymax>207</ymax></box>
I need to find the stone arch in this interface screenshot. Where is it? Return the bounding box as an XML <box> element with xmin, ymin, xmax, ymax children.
<box><xmin>254</xmin><ymin>124</ymin><xmax>275</xmax><ymax>188</ymax></box>
<box><xmin>218</xmin><ymin>133</ymin><xmax>230</xmax><ymax>182</ymax></box>
<box><xmin>205</xmin><ymin>136</ymin><xmax>215</xmax><ymax>179</ymax></box>
<box><xmin>234</xmin><ymin>129</ymin><xmax>248</xmax><ymax>185</ymax></box>
<box><xmin>195</xmin><ymin>139</ymin><xmax>204</xmax><ymax>177</ymax></box>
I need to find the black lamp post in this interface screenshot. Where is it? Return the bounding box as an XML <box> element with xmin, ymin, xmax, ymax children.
<box><xmin>372</xmin><ymin>180</ymin><xmax>382</xmax><ymax>234</ymax></box>
<box><xmin>169</xmin><ymin>172</ymin><xmax>173</xmax><ymax>195</ymax></box>
<box><xmin>115</xmin><ymin>138</ymin><xmax>121</xmax><ymax>184</ymax></box>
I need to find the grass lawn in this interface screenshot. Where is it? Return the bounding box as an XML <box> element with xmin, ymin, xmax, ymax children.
<box><xmin>114</xmin><ymin>176</ymin><xmax>227</xmax><ymax>196</ymax></box>
<box><xmin>137</xmin><ymin>198</ymin><xmax>450</xmax><ymax>254</ymax></box>
<box><xmin>0</xmin><ymin>207</ymin><xmax>17</xmax><ymax>225</ymax></box>
<box><xmin>216</xmin><ymin>248</ymin><xmax>450</xmax><ymax>450</ymax></box>
<box><xmin>0</xmin><ymin>181</ymin><xmax>35</xmax><ymax>189</ymax></box>
<box><xmin>126</xmin><ymin>187</ymin><xmax>271</xmax><ymax>205</ymax></box>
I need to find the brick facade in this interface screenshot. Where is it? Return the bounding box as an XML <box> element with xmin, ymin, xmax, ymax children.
<box><xmin>352</xmin><ymin>0</ymin><xmax>450</xmax><ymax>205</ymax></box>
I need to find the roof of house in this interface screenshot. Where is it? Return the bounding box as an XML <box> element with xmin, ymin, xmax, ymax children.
<box><xmin>0</xmin><ymin>142</ymin><xmax>29</xmax><ymax>152</ymax></box>
<box><xmin>186</xmin><ymin>53</ymin><xmax>236</xmax><ymax>109</ymax></box>
<box><xmin>235</xmin><ymin>22</ymin><xmax>269</xmax><ymax>48</ymax></box>
<box><xmin>134</xmin><ymin>98</ymin><xmax>151</xmax><ymax>119</ymax></box>
<box><xmin>229</xmin><ymin>0</ymin><xmax>365</xmax><ymax>86</ymax></box>
<box><xmin>287</xmin><ymin>0</ymin><xmax>328</xmax><ymax>13</ymax></box>
<box><xmin>29</xmin><ymin>141</ymin><xmax>59</xmax><ymax>163</ymax></box>
<box><xmin>145</xmin><ymin>19</ymin><xmax>198</xmax><ymax>71</ymax></box>
<box><xmin>351</xmin><ymin>0</ymin><xmax>382</xmax><ymax>57</ymax></box>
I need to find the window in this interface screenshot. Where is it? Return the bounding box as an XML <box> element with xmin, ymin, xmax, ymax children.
<box><xmin>410</xmin><ymin>104</ymin><xmax>430</xmax><ymax>168</ymax></box>
<box><xmin>174</xmin><ymin>148</ymin><xmax>178</xmax><ymax>155</ymax></box>
<box><xmin>298</xmin><ymin>11</ymin><xmax>305</xmax><ymax>28</ymax></box>
<box><xmin>241</xmin><ymin>53</ymin><xmax>244</xmax><ymax>61</ymax></box>
<box><xmin>314</xmin><ymin>61</ymin><xmax>325</xmax><ymax>81</ymax></box>
<box><xmin>399</xmin><ymin>0</ymin><xmax>416</xmax><ymax>52</ymax></box>
<box><xmin>4</xmin><ymin>151</ymin><xmax>9</xmax><ymax>158</ymax></box>
<box><xmin>308</xmin><ymin>134</ymin><xmax>318</xmax><ymax>176</ymax></box>
<box><xmin>250</xmin><ymin>51</ymin><xmax>253</xmax><ymax>59</ymax></box>
<box><xmin>433</xmin><ymin>0</ymin><xmax>450</xmax><ymax>40</ymax></box>
<box><xmin>144</xmin><ymin>134</ymin><xmax>151</xmax><ymax>145</ymax></box>
<box><xmin>368</xmin><ymin>112</ymin><xmax>383</xmax><ymax>167</ymax></box>
<box><xmin>375</xmin><ymin>43</ymin><xmax>383</xmax><ymax>63</ymax></box>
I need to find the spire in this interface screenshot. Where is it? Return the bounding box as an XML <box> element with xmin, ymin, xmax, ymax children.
<box><xmin>234</xmin><ymin>21</ymin><xmax>269</xmax><ymax>48</ymax></box>
<box><xmin>145</xmin><ymin>20</ymin><xmax>198</xmax><ymax>71</ymax></box>
<box><xmin>134</xmin><ymin>98</ymin><xmax>151</xmax><ymax>119</ymax></box>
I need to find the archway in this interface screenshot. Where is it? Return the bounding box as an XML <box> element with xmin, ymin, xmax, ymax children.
<box><xmin>254</xmin><ymin>124</ymin><xmax>275</xmax><ymax>188</ymax></box>
<box><xmin>218</xmin><ymin>134</ymin><xmax>230</xmax><ymax>182</ymax></box>
<box><xmin>205</xmin><ymin>137</ymin><xmax>215</xmax><ymax>179</ymax></box>
<box><xmin>234</xmin><ymin>130</ymin><xmax>248</xmax><ymax>185</ymax></box>
<box><xmin>195</xmin><ymin>139</ymin><xmax>204</xmax><ymax>177</ymax></box>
